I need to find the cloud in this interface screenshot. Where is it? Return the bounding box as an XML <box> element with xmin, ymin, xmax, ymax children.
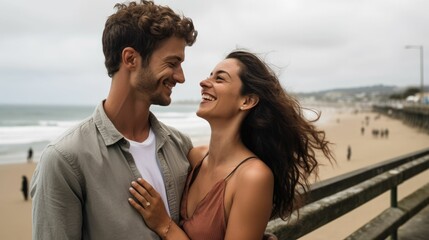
<box><xmin>1</xmin><ymin>0</ymin><xmax>428</xmax><ymax>104</ymax></box>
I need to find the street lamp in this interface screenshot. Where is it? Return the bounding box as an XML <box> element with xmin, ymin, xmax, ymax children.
<box><xmin>405</xmin><ymin>45</ymin><xmax>424</xmax><ymax>104</ymax></box>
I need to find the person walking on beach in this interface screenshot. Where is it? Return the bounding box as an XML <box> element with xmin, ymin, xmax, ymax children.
<box><xmin>347</xmin><ymin>145</ymin><xmax>352</xmax><ymax>161</ymax></box>
<box><xmin>128</xmin><ymin>50</ymin><xmax>334</xmax><ymax>239</ymax></box>
<box><xmin>21</xmin><ymin>175</ymin><xmax>28</xmax><ymax>201</ymax></box>
<box><xmin>27</xmin><ymin>147</ymin><xmax>33</xmax><ymax>163</ymax></box>
<box><xmin>30</xmin><ymin>1</ymin><xmax>197</xmax><ymax>239</ymax></box>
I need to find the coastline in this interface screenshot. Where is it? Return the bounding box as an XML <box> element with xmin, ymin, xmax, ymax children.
<box><xmin>1</xmin><ymin>109</ymin><xmax>429</xmax><ymax>239</ymax></box>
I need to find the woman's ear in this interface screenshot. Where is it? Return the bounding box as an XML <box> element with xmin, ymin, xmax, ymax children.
<box><xmin>240</xmin><ymin>94</ymin><xmax>259</xmax><ymax>111</ymax></box>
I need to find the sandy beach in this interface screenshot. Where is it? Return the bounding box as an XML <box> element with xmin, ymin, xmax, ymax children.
<box><xmin>1</xmin><ymin>109</ymin><xmax>428</xmax><ymax>240</ymax></box>
<box><xmin>0</xmin><ymin>162</ymin><xmax>35</xmax><ymax>240</ymax></box>
<box><xmin>302</xmin><ymin>109</ymin><xmax>429</xmax><ymax>239</ymax></box>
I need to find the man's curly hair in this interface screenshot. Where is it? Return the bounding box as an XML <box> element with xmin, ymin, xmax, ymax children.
<box><xmin>102</xmin><ymin>0</ymin><xmax>197</xmax><ymax>77</ymax></box>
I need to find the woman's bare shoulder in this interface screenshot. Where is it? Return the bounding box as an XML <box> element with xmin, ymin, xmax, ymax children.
<box><xmin>236</xmin><ymin>159</ymin><xmax>274</xmax><ymax>188</ymax></box>
<box><xmin>187</xmin><ymin>145</ymin><xmax>209</xmax><ymax>168</ymax></box>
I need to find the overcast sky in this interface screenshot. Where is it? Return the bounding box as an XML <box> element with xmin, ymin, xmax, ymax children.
<box><xmin>1</xmin><ymin>0</ymin><xmax>428</xmax><ymax>105</ymax></box>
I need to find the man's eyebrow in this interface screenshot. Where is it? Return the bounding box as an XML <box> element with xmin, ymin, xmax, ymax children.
<box><xmin>164</xmin><ymin>56</ymin><xmax>183</xmax><ymax>62</ymax></box>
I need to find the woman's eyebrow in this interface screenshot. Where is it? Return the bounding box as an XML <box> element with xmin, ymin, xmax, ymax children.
<box><xmin>213</xmin><ymin>70</ymin><xmax>231</xmax><ymax>78</ymax></box>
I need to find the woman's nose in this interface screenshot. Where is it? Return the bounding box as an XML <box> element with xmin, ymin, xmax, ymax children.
<box><xmin>200</xmin><ymin>78</ymin><xmax>211</xmax><ymax>88</ymax></box>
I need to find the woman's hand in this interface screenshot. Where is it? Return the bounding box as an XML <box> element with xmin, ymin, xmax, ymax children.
<box><xmin>128</xmin><ymin>178</ymin><xmax>171</xmax><ymax>235</ymax></box>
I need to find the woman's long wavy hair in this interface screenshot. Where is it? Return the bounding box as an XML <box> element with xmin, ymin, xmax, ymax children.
<box><xmin>226</xmin><ymin>50</ymin><xmax>334</xmax><ymax>220</ymax></box>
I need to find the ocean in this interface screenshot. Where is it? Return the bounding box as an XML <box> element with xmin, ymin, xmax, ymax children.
<box><xmin>0</xmin><ymin>102</ymin><xmax>337</xmax><ymax>165</ymax></box>
<box><xmin>0</xmin><ymin>103</ymin><xmax>210</xmax><ymax>165</ymax></box>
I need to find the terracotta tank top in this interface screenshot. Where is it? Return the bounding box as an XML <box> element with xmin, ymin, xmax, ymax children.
<box><xmin>180</xmin><ymin>154</ymin><xmax>256</xmax><ymax>240</ymax></box>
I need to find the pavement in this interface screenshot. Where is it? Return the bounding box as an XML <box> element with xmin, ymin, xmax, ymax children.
<box><xmin>395</xmin><ymin>204</ymin><xmax>429</xmax><ymax>240</ymax></box>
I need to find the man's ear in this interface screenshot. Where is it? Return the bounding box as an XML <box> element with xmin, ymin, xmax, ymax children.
<box><xmin>240</xmin><ymin>94</ymin><xmax>259</xmax><ymax>110</ymax></box>
<box><xmin>122</xmin><ymin>47</ymin><xmax>138</xmax><ymax>69</ymax></box>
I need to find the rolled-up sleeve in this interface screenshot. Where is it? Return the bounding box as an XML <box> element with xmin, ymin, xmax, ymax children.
<box><xmin>31</xmin><ymin>145</ymin><xmax>83</xmax><ymax>240</ymax></box>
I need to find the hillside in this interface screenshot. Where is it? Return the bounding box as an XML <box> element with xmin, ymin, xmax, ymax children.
<box><xmin>294</xmin><ymin>84</ymin><xmax>405</xmax><ymax>103</ymax></box>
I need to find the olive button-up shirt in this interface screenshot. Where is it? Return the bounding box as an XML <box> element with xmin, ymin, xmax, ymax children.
<box><xmin>31</xmin><ymin>102</ymin><xmax>192</xmax><ymax>240</ymax></box>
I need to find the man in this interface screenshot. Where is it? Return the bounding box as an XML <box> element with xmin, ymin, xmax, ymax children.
<box><xmin>30</xmin><ymin>1</ymin><xmax>197</xmax><ymax>239</ymax></box>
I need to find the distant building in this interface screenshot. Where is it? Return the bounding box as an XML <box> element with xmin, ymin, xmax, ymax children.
<box><xmin>406</xmin><ymin>92</ymin><xmax>429</xmax><ymax>104</ymax></box>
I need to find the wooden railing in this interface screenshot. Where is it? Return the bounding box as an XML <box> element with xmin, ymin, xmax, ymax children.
<box><xmin>265</xmin><ymin>147</ymin><xmax>429</xmax><ymax>240</ymax></box>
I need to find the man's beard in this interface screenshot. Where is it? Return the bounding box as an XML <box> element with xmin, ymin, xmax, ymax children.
<box><xmin>136</xmin><ymin>67</ymin><xmax>171</xmax><ymax>106</ymax></box>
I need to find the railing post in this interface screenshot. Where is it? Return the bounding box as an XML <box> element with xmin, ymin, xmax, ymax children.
<box><xmin>390</xmin><ymin>186</ymin><xmax>398</xmax><ymax>240</ymax></box>
<box><xmin>391</xmin><ymin>186</ymin><xmax>398</xmax><ymax>208</ymax></box>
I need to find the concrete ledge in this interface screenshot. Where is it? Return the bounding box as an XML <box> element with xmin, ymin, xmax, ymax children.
<box><xmin>345</xmin><ymin>208</ymin><xmax>403</xmax><ymax>240</ymax></box>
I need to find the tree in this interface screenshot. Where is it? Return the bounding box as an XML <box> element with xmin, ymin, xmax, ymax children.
<box><xmin>388</xmin><ymin>87</ymin><xmax>421</xmax><ymax>100</ymax></box>
<box><xmin>402</xmin><ymin>87</ymin><xmax>421</xmax><ymax>98</ymax></box>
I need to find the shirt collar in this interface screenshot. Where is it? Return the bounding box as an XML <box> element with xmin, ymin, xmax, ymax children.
<box><xmin>93</xmin><ymin>101</ymin><xmax>123</xmax><ymax>146</ymax></box>
<box><xmin>93</xmin><ymin>101</ymin><xmax>171</xmax><ymax>146</ymax></box>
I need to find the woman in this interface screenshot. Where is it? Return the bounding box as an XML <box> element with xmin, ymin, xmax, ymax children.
<box><xmin>128</xmin><ymin>50</ymin><xmax>333</xmax><ymax>239</ymax></box>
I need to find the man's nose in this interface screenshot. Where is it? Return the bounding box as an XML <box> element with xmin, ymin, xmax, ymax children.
<box><xmin>173</xmin><ymin>65</ymin><xmax>185</xmax><ymax>83</ymax></box>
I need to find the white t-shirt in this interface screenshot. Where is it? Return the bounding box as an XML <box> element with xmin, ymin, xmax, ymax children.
<box><xmin>127</xmin><ymin>128</ymin><xmax>170</xmax><ymax>215</ymax></box>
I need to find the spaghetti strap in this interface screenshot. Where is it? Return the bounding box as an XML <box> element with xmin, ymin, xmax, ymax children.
<box><xmin>189</xmin><ymin>152</ymin><xmax>209</xmax><ymax>186</ymax></box>
<box><xmin>196</xmin><ymin>152</ymin><xmax>209</xmax><ymax>168</ymax></box>
<box><xmin>224</xmin><ymin>156</ymin><xmax>257</xmax><ymax>181</ymax></box>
